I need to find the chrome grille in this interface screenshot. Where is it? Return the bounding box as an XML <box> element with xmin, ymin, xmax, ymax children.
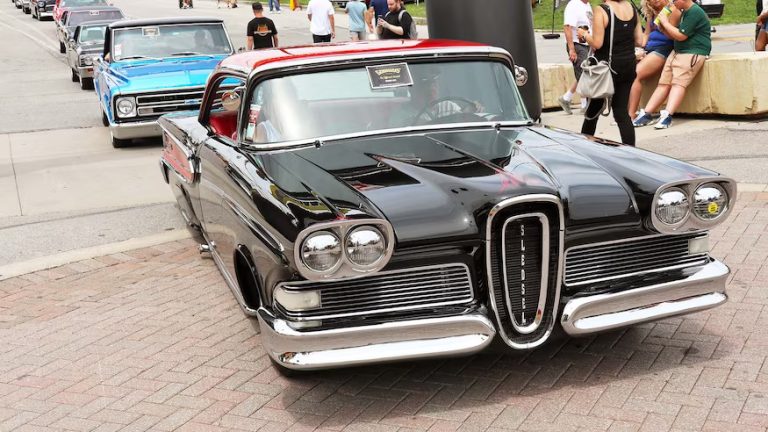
<box><xmin>136</xmin><ymin>89</ymin><xmax>206</xmax><ymax>117</ymax></box>
<box><xmin>276</xmin><ymin>264</ymin><xmax>474</xmax><ymax>321</ymax></box>
<box><xmin>564</xmin><ymin>233</ymin><xmax>709</xmax><ymax>287</ymax></box>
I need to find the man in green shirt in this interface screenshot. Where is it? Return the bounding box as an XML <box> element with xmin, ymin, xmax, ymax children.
<box><xmin>633</xmin><ymin>0</ymin><xmax>711</xmax><ymax>129</ymax></box>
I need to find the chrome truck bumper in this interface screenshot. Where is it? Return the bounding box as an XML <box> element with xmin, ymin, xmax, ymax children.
<box><xmin>110</xmin><ymin>120</ymin><xmax>162</xmax><ymax>140</ymax></box>
<box><xmin>258</xmin><ymin>308</ymin><xmax>496</xmax><ymax>370</ymax></box>
<box><xmin>560</xmin><ymin>259</ymin><xmax>728</xmax><ymax>336</ymax></box>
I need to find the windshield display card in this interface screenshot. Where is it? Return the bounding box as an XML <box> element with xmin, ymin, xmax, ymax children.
<box><xmin>366</xmin><ymin>63</ymin><xmax>413</xmax><ymax>89</ymax></box>
<box><xmin>142</xmin><ymin>27</ymin><xmax>160</xmax><ymax>37</ymax></box>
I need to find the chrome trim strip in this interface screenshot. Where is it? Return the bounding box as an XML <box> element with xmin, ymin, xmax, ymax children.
<box><xmin>501</xmin><ymin>213</ymin><xmax>549</xmax><ymax>335</ymax></box>
<box><xmin>561</xmin><ymin>259</ymin><xmax>728</xmax><ymax>336</ymax></box>
<box><xmin>258</xmin><ymin>307</ymin><xmax>496</xmax><ymax>370</ymax></box>
<box><xmin>293</xmin><ymin>219</ymin><xmax>396</xmax><ymax>282</ymax></box>
<box><xmin>276</xmin><ymin>263</ymin><xmax>474</xmax><ymax>321</ymax></box>
<box><xmin>485</xmin><ymin>194</ymin><xmax>565</xmax><ymax>350</ymax></box>
<box><xmin>650</xmin><ymin>177</ymin><xmax>737</xmax><ymax>234</ymax></box>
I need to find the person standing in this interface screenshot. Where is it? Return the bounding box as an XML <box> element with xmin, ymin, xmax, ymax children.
<box><xmin>377</xmin><ymin>0</ymin><xmax>413</xmax><ymax>40</ymax></box>
<box><xmin>290</xmin><ymin>0</ymin><xmax>303</xmax><ymax>11</ymax></box>
<box><xmin>307</xmin><ymin>0</ymin><xmax>335</xmax><ymax>43</ymax></box>
<box><xmin>559</xmin><ymin>0</ymin><xmax>593</xmax><ymax>115</ymax></box>
<box><xmin>368</xmin><ymin>0</ymin><xmax>388</xmax><ymax>33</ymax></box>
<box><xmin>247</xmin><ymin>2</ymin><xmax>279</xmax><ymax>50</ymax></box>
<box><xmin>756</xmin><ymin>0</ymin><xmax>768</xmax><ymax>50</ymax></box>
<box><xmin>633</xmin><ymin>0</ymin><xmax>711</xmax><ymax>129</ymax></box>
<box><xmin>268</xmin><ymin>0</ymin><xmax>281</xmax><ymax>13</ymax></box>
<box><xmin>578</xmin><ymin>0</ymin><xmax>643</xmax><ymax>146</ymax></box>
<box><xmin>345</xmin><ymin>0</ymin><xmax>367</xmax><ymax>40</ymax></box>
<box><xmin>628</xmin><ymin>0</ymin><xmax>679</xmax><ymax>120</ymax></box>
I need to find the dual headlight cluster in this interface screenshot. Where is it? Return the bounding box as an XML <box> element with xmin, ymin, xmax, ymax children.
<box><xmin>294</xmin><ymin>220</ymin><xmax>395</xmax><ymax>281</ymax></box>
<box><xmin>115</xmin><ymin>96</ymin><xmax>137</xmax><ymax>118</ymax></box>
<box><xmin>653</xmin><ymin>180</ymin><xmax>735</xmax><ymax>233</ymax></box>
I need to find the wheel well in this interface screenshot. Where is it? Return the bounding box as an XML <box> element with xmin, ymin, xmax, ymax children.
<box><xmin>234</xmin><ymin>247</ymin><xmax>262</xmax><ymax>311</ymax></box>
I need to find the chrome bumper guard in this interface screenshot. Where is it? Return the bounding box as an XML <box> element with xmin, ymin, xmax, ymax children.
<box><xmin>110</xmin><ymin>120</ymin><xmax>162</xmax><ymax>139</ymax></box>
<box><xmin>560</xmin><ymin>259</ymin><xmax>728</xmax><ymax>336</ymax></box>
<box><xmin>258</xmin><ymin>308</ymin><xmax>496</xmax><ymax>370</ymax></box>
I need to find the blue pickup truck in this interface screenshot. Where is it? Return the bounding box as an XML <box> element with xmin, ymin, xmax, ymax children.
<box><xmin>94</xmin><ymin>17</ymin><xmax>234</xmax><ymax>147</ymax></box>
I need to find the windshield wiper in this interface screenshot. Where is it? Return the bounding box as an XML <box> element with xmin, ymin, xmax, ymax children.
<box><xmin>170</xmin><ymin>52</ymin><xmax>214</xmax><ymax>58</ymax></box>
<box><xmin>119</xmin><ymin>55</ymin><xmax>156</xmax><ymax>61</ymax></box>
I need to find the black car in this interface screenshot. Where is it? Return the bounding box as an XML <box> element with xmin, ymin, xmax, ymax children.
<box><xmin>31</xmin><ymin>0</ymin><xmax>56</xmax><ymax>19</ymax></box>
<box><xmin>159</xmin><ymin>40</ymin><xmax>735</xmax><ymax>373</ymax></box>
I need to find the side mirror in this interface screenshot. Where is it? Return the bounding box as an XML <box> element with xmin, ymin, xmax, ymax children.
<box><xmin>221</xmin><ymin>86</ymin><xmax>245</xmax><ymax>112</ymax></box>
<box><xmin>514</xmin><ymin>65</ymin><xmax>528</xmax><ymax>87</ymax></box>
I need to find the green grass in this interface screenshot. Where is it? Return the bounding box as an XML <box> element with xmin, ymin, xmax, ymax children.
<box><xmin>532</xmin><ymin>0</ymin><xmax>754</xmax><ymax>30</ymax></box>
<box><xmin>255</xmin><ymin>0</ymin><xmax>754</xmax><ymax>27</ymax></box>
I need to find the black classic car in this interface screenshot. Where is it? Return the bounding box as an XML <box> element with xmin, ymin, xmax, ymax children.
<box><xmin>30</xmin><ymin>0</ymin><xmax>56</xmax><ymax>20</ymax></box>
<box><xmin>159</xmin><ymin>40</ymin><xmax>735</xmax><ymax>373</ymax></box>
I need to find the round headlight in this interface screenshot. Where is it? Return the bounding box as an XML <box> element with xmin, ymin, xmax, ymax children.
<box><xmin>300</xmin><ymin>231</ymin><xmax>342</xmax><ymax>273</ymax></box>
<box><xmin>83</xmin><ymin>56</ymin><xmax>93</xmax><ymax>66</ymax></box>
<box><xmin>693</xmin><ymin>184</ymin><xmax>727</xmax><ymax>221</ymax></box>
<box><xmin>116</xmin><ymin>98</ymin><xmax>135</xmax><ymax>117</ymax></box>
<box><xmin>345</xmin><ymin>227</ymin><xmax>386</xmax><ymax>268</ymax></box>
<box><xmin>655</xmin><ymin>188</ymin><xmax>689</xmax><ymax>225</ymax></box>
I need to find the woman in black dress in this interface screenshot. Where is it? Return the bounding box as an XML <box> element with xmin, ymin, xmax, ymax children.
<box><xmin>578</xmin><ymin>0</ymin><xmax>643</xmax><ymax>146</ymax></box>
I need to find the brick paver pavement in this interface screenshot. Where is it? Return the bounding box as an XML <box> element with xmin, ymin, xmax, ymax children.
<box><xmin>1</xmin><ymin>193</ymin><xmax>767</xmax><ymax>432</ymax></box>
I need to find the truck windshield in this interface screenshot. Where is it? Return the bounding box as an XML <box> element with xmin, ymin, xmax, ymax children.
<box><xmin>112</xmin><ymin>23</ymin><xmax>233</xmax><ymax>61</ymax></box>
<box><xmin>243</xmin><ymin>61</ymin><xmax>529</xmax><ymax>144</ymax></box>
<box><xmin>79</xmin><ymin>24</ymin><xmax>106</xmax><ymax>43</ymax></box>
<box><xmin>68</xmin><ymin>10</ymin><xmax>123</xmax><ymax>28</ymax></box>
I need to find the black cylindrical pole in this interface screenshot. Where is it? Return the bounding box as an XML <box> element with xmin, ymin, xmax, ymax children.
<box><xmin>426</xmin><ymin>0</ymin><xmax>542</xmax><ymax>120</ymax></box>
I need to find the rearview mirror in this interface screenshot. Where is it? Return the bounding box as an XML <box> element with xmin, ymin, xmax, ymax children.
<box><xmin>221</xmin><ymin>86</ymin><xmax>245</xmax><ymax>112</ymax></box>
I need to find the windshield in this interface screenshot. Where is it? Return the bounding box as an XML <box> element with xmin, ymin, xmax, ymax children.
<box><xmin>243</xmin><ymin>61</ymin><xmax>529</xmax><ymax>144</ymax></box>
<box><xmin>61</xmin><ymin>0</ymin><xmax>108</xmax><ymax>7</ymax></box>
<box><xmin>112</xmin><ymin>23</ymin><xmax>233</xmax><ymax>61</ymax></box>
<box><xmin>79</xmin><ymin>24</ymin><xmax>106</xmax><ymax>43</ymax></box>
<box><xmin>68</xmin><ymin>10</ymin><xmax>123</xmax><ymax>27</ymax></box>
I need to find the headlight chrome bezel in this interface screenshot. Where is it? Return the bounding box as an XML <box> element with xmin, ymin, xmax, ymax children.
<box><xmin>115</xmin><ymin>96</ymin><xmax>136</xmax><ymax>118</ymax></box>
<box><xmin>294</xmin><ymin>219</ymin><xmax>395</xmax><ymax>281</ymax></box>
<box><xmin>650</xmin><ymin>177</ymin><xmax>736</xmax><ymax>234</ymax></box>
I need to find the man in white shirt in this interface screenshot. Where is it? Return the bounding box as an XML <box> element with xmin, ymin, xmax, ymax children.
<box><xmin>559</xmin><ymin>0</ymin><xmax>593</xmax><ymax>114</ymax></box>
<box><xmin>307</xmin><ymin>0</ymin><xmax>335</xmax><ymax>43</ymax></box>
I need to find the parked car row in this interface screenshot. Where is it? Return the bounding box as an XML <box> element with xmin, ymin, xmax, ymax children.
<box><xmin>7</xmin><ymin>0</ymin><xmax>738</xmax><ymax>375</ymax></box>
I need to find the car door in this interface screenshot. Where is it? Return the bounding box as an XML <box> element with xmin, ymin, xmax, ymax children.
<box><xmin>66</xmin><ymin>26</ymin><xmax>79</xmax><ymax>70</ymax></box>
<box><xmin>196</xmin><ymin>74</ymin><xmax>249</xmax><ymax>287</ymax></box>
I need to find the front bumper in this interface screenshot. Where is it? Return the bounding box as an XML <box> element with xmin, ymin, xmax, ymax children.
<box><xmin>259</xmin><ymin>308</ymin><xmax>496</xmax><ymax>370</ymax></box>
<box><xmin>77</xmin><ymin>65</ymin><xmax>94</xmax><ymax>79</ymax></box>
<box><xmin>560</xmin><ymin>259</ymin><xmax>728</xmax><ymax>336</ymax></box>
<box><xmin>110</xmin><ymin>120</ymin><xmax>162</xmax><ymax>140</ymax></box>
<box><xmin>39</xmin><ymin>11</ymin><xmax>53</xmax><ymax>17</ymax></box>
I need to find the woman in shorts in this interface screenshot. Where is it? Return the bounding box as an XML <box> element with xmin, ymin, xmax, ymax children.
<box><xmin>628</xmin><ymin>0</ymin><xmax>681</xmax><ymax>120</ymax></box>
<box><xmin>756</xmin><ymin>0</ymin><xmax>768</xmax><ymax>51</ymax></box>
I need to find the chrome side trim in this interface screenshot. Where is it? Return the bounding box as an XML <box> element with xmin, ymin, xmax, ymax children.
<box><xmin>485</xmin><ymin>194</ymin><xmax>565</xmax><ymax>350</ymax></box>
<box><xmin>258</xmin><ymin>307</ymin><xmax>496</xmax><ymax>370</ymax></box>
<box><xmin>561</xmin><ymin>259</ymin><xmax>728</xmax><ymax>336</ymax></box>
<box><xmin>501</xmin><ymin>213</ymin><xmax>549</xmax><ymax>335</ymax></box>
<box><xmin>276</xmin><ymin>263</ymin><xmax>474</xmax><ymax>321</ymax></box>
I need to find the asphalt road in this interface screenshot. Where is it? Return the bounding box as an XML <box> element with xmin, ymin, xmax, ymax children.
<box><xmin>0</xmin><ymin>0</ymin><xmax>765</xmax><ymax>267</ymax></box>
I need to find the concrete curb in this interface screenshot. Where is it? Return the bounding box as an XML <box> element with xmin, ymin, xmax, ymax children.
<box><xmin>0</xmin><ymin>229</ymin><xmax>192</xmax><ymax>281</ymax></box>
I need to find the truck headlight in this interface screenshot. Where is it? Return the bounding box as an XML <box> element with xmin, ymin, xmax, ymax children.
<box><xmin>655</xmin><ymin>188</ymin><xmax>689</xmax><ymax>225</ymax></box>
<box><xmin>38</xmin><ymin>1</ymin><xmax>44</xmax><ymax>6</ymax></box>
<box><xmin>115</xmin><ymin>97</ymin><xmax>136</xmax><ymax>118</ymax></box>
<box><xmin>345</xmin><ymin>226</ymin><xmax>386</xmax><ymax>268</ymax></box>
<box><xmin>81</xmin><ymin>56</ymin><xmax>93</xmax><ymax>66</ymax></box>
<box><xmin>300</xmin><ymin>231</ymin><xmax>342</xmax><ymax>273</ymax></box>
<box><xmin>692</xmin><ymin>183</ymin><xmax>727</xmax><ymax>221</ymax></box>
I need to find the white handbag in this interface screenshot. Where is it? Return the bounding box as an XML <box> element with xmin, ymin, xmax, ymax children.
<box><xmin>576</xmin><ymin>5</ymin><xmax>616</xmax><ymax>120</ymax></box>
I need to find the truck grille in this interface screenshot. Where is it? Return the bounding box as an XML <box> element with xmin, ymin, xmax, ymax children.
<box><xmin>275</xmin><ymin>264</ymin><xmax>474</xmax><ymax>321</ymax></box>
<box><xmin>136</xmin><ymin>89</ymin><xmax>206</xmax><ymax>117</ymax></box>
<box><xmin>564</xmin><ymin>233</ymin><xmax>709</xmax><ymax>287</ymax></box>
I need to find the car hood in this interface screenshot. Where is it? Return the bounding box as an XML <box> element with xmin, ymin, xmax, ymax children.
<box><xmin>254</xmin><ymin>126</ymin><xmax>717</xmax><ymax>245</ymax></box>
<box><xmin>108</xmin><ymin>57</ymin><xmax>225</xmax><ymax>94</ymax></box>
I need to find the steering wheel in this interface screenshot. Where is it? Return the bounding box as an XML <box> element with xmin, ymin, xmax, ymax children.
<box><xmin>413</xmin><ymin>96</ymin><xmax>481</xmax><ymax>125</ymax></box>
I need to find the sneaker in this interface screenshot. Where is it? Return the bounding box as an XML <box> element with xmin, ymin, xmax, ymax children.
<box><xmin>632</xmin><ymin>110</ymin><xmax>655</xmax><ymax>127</ymax></box>
<box><xmin>654</xmin><ymin>113</ymin><xmax>672</xmax><ymax>129</ymax></box>
<box><xmin>558</xmin><ymin>96</ymin><xmax>572</xmax><ymax>115</ymax></box>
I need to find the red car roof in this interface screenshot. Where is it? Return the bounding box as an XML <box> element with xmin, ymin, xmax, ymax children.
<box><xmin>218</xmin><ymin>39</ymin><xmax>490</xmax><ymax>75</ymax></box>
